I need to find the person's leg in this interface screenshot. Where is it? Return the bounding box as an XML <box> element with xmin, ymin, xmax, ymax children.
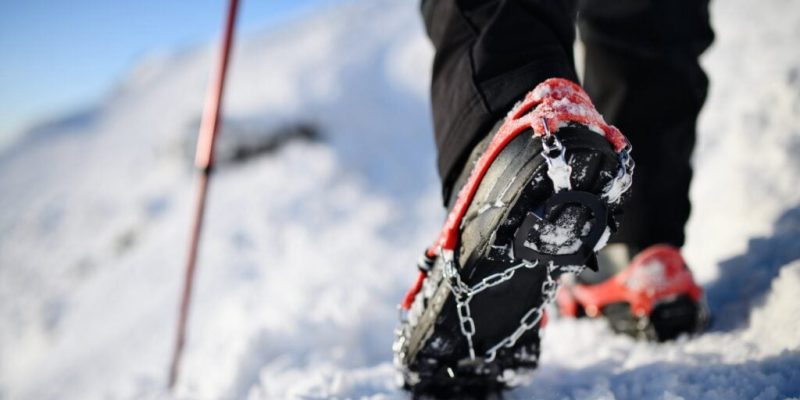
<box><xmin>421</xmin><ymin>0</ymin><xmax>579</xmax><ymax>203</ymax></box>
<box><xmin>578</xmin><ymin>0</ymin><xmax>714</xmax><ymax>250</ymax></box>
<box><xmin>397</xmin><ymin>2</ymin><xmax>636</xmax><ymax>393</ymax></box>
<box><xmin>554</xmin><ymin>0</ymin><xmax>715</xmax><ymax>340</ymax></box>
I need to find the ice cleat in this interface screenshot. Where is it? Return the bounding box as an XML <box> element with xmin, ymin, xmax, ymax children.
<box><xmin>393</xmin><ymin>78</ymin><xmax>634</xmax><ymax>397</ymax></box>
<box><xmin>557</xmin><ymin>244</ymin><xmax>709</xmax><ymax>341</ymax></box>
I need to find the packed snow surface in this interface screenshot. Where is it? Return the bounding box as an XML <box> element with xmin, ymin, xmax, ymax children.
<box><xmin>1</xmin><ymin>0</ymin><xmax>800</xmax><ymax>399</ymax></box>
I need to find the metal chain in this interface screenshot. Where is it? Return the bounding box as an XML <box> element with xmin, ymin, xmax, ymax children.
<box><xmin>484</xmin><ymin>263</ymin><xmax>570</xmax><ymax>362</ymax></box>
<box><xmin>456</xmin><ymin>300</ymin><xmax>477</xmax><ymax>359</ymax></box>
<box><xmin>443</xmin><ymin>255</ymin><xmax>584</xmax><ymax>363</ymax></box>
<box><xmin>429</xmin><ymin>121</ymin><xmax>630</xmax><ymax>364</ymax></box>
<box><xmin>602</xmin><ymin>144</ymin><xmax>635</xmax><ymax>204</ymax></box>
<box><xmin>442</xmin><ymin>248</ymin><xmax>544</xmax><ymax>362</ymax></box>
<box><xmin>540</xmin><ymin>118</ymin><xmax>573</xmax><ymax>193</ymax></box>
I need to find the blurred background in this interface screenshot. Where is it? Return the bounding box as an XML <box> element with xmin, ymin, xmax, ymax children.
<box><xmin>0</xmin><ymin>0</ymin><xmax>342</xmax><ymax>149</ymax></box>
<box><xmin>1</xmin><ymin>0</ymin><xmax>798</xmax><ymax>399</ymax></box>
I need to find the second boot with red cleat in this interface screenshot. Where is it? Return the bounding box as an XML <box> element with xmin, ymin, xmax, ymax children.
<box><xmin>557</xmin><ymin>244</ymin><xmax>709</xmax><ymax>341</ymax></box>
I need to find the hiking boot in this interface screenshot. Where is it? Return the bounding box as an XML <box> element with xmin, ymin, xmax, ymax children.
<box><xmin>557</xmin><ymin>244</ymin><xmax>709</xmax><ymax>341</ymax></box>
<box><xmin>393</xmin><ymin>78</ymin><xmax>634</xmax><ymax>397</ymax></box>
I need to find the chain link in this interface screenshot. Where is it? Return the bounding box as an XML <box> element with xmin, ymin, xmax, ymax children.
<box><xmin>456</xmin><ymin>301</ymin><xmax>477</xmax><ymax>359</ymax></box>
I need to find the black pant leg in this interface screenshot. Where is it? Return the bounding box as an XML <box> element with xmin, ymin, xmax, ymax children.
<box><xmin>578</xmin><ymin>0</ymin><xmax>714</xmax><ymax>249</ymax></box>
<box><xmin>422</xmin><ymin>0</ymin><xmax>579</xmax><ymax>203</ymax></box>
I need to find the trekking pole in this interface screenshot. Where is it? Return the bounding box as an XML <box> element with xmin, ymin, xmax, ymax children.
<box><xmin>168</xmin><ymin>0</ymin><xmax>239</xmax><ymax>390</ymax></box>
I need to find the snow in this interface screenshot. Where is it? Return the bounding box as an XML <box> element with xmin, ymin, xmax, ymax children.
<box><xmin>1</xmin><ymin>0</ymin><xmax>799</xmax><ymax>399</ymax></box>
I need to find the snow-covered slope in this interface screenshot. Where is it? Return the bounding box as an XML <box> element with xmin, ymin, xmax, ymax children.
<box><xmin>1</xmin><ymin>0</ymin><xmax>798</xmax><ymax>399</ymax></box>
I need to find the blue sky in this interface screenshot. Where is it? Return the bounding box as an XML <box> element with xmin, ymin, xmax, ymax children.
<box><xmin>0</xmin><ymin>0</ymin><xmax>342</xmax><ymax>149</ymax></box>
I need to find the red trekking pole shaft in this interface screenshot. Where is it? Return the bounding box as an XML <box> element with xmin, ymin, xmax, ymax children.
<box><xmin>168</xmin><ymin>0</ymin><xmax>239</xmax><ymax>390</ymax></box>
